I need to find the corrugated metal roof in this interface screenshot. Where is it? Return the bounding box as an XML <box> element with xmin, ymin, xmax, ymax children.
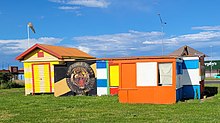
<box><xmin>16</xmin><ymin>44</ymin><xmax>95</xmax><ymax>60</ymax></box>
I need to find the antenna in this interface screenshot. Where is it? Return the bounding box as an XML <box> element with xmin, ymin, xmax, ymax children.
<box><xmin>158</xmin><ymin>13</ymin><xmax>166</xmax><ymax>55</ymax></box>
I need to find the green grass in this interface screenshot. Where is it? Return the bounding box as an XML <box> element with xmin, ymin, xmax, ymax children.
<box><xmin>0</xmin><ymin>87</ymin><xmax>220</xmax><ymax>123</ymax></box>
<box><xmin>205</xmin><ymin>77</ymin><xmax>220</xmax><ymax>80</ymax></box>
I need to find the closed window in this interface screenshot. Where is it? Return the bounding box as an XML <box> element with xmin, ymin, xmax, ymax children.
<box><xmin>158</xmin><ymin>63</ymin><xmax>172</xmax><ymax>86</ymax></box>
<box><xmin>38</xmin><ymin>52</ymin><xmax>44</xmax><ymax>57</ymax></box>
<box><xmin>137</xmin><ymin>62</ymin><xmax>157</xmax><ymax>86</ymax></box>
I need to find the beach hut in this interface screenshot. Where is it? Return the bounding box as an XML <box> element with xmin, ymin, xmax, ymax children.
<box><xmin>169</xmin><ymin>45</ymin><xmax>206</xmax><ymax>99</ymax></box>
<box><xmin>106</xmin><ymin>56</ymin><xmax>183</xmax><ymax>104</ymax></box>
<box><xmin>16</xmin><ymin>44</ymin><xmax>94</xmax><ymax>95</ymax></box>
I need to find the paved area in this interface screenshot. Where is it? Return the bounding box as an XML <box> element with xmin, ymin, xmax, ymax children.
<box><xmin>205</xmin><ymin>80</ymin><xmax>220</xmax><ymax>84</ymax></box>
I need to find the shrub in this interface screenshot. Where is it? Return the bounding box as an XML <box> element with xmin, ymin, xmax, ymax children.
<box><xmin>0</xmin><ymin>72</ymin><xmax>13</xmax><ymax>89</ymax></box>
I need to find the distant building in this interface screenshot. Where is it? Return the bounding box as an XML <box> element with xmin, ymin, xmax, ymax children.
<box><xmin>0</xmin><ymin>66</ymin><xmax>24</xmax><ymax>80</ymax></box>
<box><xmin>204</xmin><ymin>60</ymin><xmax>220</xmax><ymax>77</ymax></box>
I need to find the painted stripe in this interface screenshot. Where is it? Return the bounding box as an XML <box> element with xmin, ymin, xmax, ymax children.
<box><xmin>31</xmin><ymin>64</ymin><xmax>35</xmax><ymax>95</ymax></box>
<box><xmin>110</xmin><ymin>87</ymin><xmax>118</xmax><ymax>95</ymax></box>
<box><xmin>176</xmin><ymin>88</ymin><xmax>183</xmax><ymax>101</ymax></box>
<box><xmin>25</xmin><ymin>83</ymin><xmax>32</xmax><ymax>89</ymax></box>
<box><xmin>97</xmin><ymin>68</ymin><xmax>107</xmax><ymax>79</ymax></box>
<box><xmin>106</xmin><ymin>61</ymin><xmax>110</xmax><ymax>95</ymax></box>
<box><xmin>183</xmin><ymin>85</ymin><xmax>200</xmax><ymax>99</ymax></box>
<box><xmin>109</xmin><ymin>65</ymin><xmax>119</xmax><ymax>86</ymax></box>
<box><xmin>97</xmin><ymin>87</ymin><xmax>108</xmax><ymax>96</ymax></box>
<box><xmin>97</xmin><ymin>79</ymin><xmax>107</xmax><ymax>87</ymax></box>
<box><xmin>182</xmin><ymin>60</ymin><xmax>199</xmax><ymax>69</ymax></box>
<box><xmin>96</xmin><ymin>61</ymin><xmax>107</xmax><ymax>68</ymax></box>
<box><xmin>48</xmin><ymin>64</ymin><xmax>52</xmax><ymax>93</ymax></box>
<box><xmin>182</xmin><ymin>57</ymin><xmax>199</xmax><ymax>60</ymax></box>
<box><xmin>39</xmin><ymin>65</ymin><xmax>45</xmax><ymax>92</ymax></box>
<box><xmin>24</xmin><ymin>72</ymin><xmax>32</xmax><ymax>78</ymax></box>
<box><xmin>182</xmin><ymin>69</ymin><xmax>200</xmax><ymax>85</ymax></box>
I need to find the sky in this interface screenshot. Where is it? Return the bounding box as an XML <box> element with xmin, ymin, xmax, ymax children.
<box><xmin>0</xmin><ymin>0</ymin><xmax>220</xmax><ymax>69</ymax></box>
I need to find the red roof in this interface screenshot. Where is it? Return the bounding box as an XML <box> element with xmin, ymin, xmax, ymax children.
<box><xmin>16</xmin><ymin>44</ymin><xmax>95</xmax><ymax>60</ymax></box>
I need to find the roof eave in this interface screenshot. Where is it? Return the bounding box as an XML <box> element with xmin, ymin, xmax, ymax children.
<box><xmin>16</xmin><ymin>44</ymin><xmax>63</xmax><ymax>61</ymax></box>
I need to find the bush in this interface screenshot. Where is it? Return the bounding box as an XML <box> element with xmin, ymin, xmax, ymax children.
<box><xmin>0</xmin><ymin>72</ymin><xmax>13</xmax><ymax>89</ymax></box>
<box><xmin>10</xmin><ymin>82</ymin><xmax>24</xmax><ymax>88</ymax></box>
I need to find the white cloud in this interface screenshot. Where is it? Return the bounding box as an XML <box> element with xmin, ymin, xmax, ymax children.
<box><xmin>161</xmin><ymin>31</ymin><xmax>220</xmax><ymax>45</ymax></box>
<box><xmin>192</xmin><ymin>26</ymin><xmax>220</xmax><ymax>31</ymax></box>
<box><xmin>58</xmin><ymin>6</ymin><xmax>80</xmax><ymax>10</ymax></box>
<box><xmin>0</xmin><ymin>37</ymin><xmax>63</xmax><ymax>54</ymax></box>
<box><xmin>77</xmin><ymin>46</ymin><xmax>91</xmax><ymax>53</ymax></box>
<box><xmin>50</xmin><ymin>0</ymin><xmax>110</xmax><ymax>8</ymax></box>
<box><xmin>72</xmin><ymin>30</ymin><xmax>162</xmax><ymax>57</ymax></box>
<box><xmin>72</xmin><ymin>29</ymin><xmax>220</xmax><ymax>57</ymax></box>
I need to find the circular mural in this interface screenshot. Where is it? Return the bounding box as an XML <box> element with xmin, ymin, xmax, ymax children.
<box><xmin>66</xmin><ymin>62</ymin><xmax>95</xmax><ymax>95</ymax></box>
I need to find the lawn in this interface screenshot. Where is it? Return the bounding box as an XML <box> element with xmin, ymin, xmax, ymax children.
<box><xmin>205</xmin><ymin>77</ymin><xmax>220</xmax><ymax>81</ymax></box>
<box><xmin>0</xmin><ymin>86</ymin><xmax>220</xmax><ymax>123</ymax></box>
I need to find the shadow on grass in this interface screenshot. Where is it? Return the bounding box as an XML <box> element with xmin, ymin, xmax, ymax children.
<box><xmin>203</xmin><ymin>87</ymin><xmax>218</xmax><ymax>97</ymax></box>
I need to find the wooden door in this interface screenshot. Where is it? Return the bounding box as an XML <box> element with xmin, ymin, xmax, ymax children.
<box><xmin>32</xmin><ymin>63</ymin><xmax>52</xmax><ymax>94</ymax></box>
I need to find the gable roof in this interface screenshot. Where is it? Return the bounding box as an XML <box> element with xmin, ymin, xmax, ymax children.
<box><xmin>168</xmin><ymin>45</ymin><xmax>207</xmax><ymax>57</ymax></box>
<box><xmin>16</xmin><ymin>44</ymin><xmax>95</xmax><ymax>60</ymax></box>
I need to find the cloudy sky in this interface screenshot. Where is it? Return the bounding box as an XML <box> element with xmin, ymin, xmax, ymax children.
<box><xmin>0</xmin><ymin>0</ymin><xmax>219</xmax><ymax>68</ymax></box>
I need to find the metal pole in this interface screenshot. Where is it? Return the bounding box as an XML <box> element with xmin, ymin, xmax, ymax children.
<box><xmin>210</xmin><ymin>45</ymin><xmax>213</xmax><ymax>77</ymax></box>
<box><xmin>27</xmin><ymin>24</ymin><xmax>30</xmax><ymax>49</ymax></box>
<box><xmin>161</xmin><ymin>24</ymin><xmax>164</xmax><ymax>55</ymax></box>
<box><xmin>158</xmin><ymin>14</ymin><xmax>166</xmax><ymax>56</ymax></box>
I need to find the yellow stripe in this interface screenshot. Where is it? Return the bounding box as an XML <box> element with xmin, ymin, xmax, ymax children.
<box><xmin>24</xmin><ymin>72</ymin><xmax>32</xmax><ymax>78</ymax></box>
<box><xmin>110</xmin><ymin>66</ymin><xmax>119</xmax><ymax>86</ymax></box>
<box><xmin>25</xmin><ymin>83</ymin><xmax>32</xmax><ymax>89</ymax></box>
<box><xmin>44</xmin><ymin>64</ymin><xmax>50</xmax><ymax>92</ymax></box>
<box><xmin>34</xmin><ymin>65</ymin><xmax>40</xmax><ymax>93</ymax></box>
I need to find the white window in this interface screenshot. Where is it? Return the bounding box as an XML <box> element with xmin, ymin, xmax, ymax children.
<box><xmin>137</xmin><ymin>62</ymin><xmax>157</xmax><ymax>86</ymax></box>
<box><xmin>158</xmin><ymin>63</ymin><xmax>172</xmax><ymax>86</ymax></box>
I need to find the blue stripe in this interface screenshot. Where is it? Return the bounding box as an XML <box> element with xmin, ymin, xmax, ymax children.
<box><xmin>182</xmin><ymin>60</ymin><xmax>199</xmax><ymax>69</ymax></box>
<box><xmin>97</xmin><ymin>79</ymin><xmax>107</xmax><ymax>87</ymax></box>
<box><xmin>183</xmin><ymin>85</ymin><xmax>200</xmax><ymax>99</ymax></box>
<box><xmin>96</xmin><ymin>60</ymin><xmax>107</xmax><ymax>68</ymax></box>
<box><xmin>176</xmin><ymin>88</ymin><xmax>183</xmax><ymax>101</ymax></box>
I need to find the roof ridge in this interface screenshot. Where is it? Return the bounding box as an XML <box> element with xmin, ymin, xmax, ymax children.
<box><xmin>16</xmin><ymin>43</ymin><xmax>94</xmax><ymax>61</ymax></box>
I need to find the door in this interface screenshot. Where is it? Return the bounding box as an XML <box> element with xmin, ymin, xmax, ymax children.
<box><xmin>121</xmin><ymin>63</ymin><xmax>136</xmax><ymax>88</ymax></box>
<box><xmin>32</xmin><ymin>63</ymin><xmax>52</xmax><ymax>94</ymax></box>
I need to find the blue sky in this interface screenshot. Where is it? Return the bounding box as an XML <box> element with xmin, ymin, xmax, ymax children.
<box><xmin>0</xmin><ymin>0</ymin><xmax>219</xmax><ymax>68</ymax></box>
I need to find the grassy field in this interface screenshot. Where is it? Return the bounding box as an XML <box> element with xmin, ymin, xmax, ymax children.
<box><xmin>205</xmin><ymin>77</ymin><xmax>220</xmax><ymax>81</ymax></box>
<box><xmin>0</xmin><ymin>86</ymin><xmax>220</xmax><ymax>123</ymax></box>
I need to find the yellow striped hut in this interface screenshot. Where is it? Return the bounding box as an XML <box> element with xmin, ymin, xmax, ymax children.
<box><xmin>16</xmin><ymin>44</ymin><xmax>94</xmax><ymax>95</ymax></box>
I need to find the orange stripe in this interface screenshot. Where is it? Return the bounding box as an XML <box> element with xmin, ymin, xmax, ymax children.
<box><xmin>48</xmin><ymin>63</ymin><xmax>52</xmax><ymax>92</ymax></box>
<box><xmin>31</xmin><ymin>64</ymin><xmax>35</xmax><ymax>95</ymax></box>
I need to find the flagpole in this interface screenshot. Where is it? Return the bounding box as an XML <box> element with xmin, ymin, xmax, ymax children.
<box><xmin>27</xmin><ymin>24</ymin><xmax>30</xmax><ymax>49</ymax></box>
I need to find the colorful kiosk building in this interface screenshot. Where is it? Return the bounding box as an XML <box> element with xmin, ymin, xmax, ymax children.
<box><xmin>168</xmin><ymin>45</ymin><xmax>206</xmax><ymax>100</ymax></box>
<box><xmin>16</xmin><ymin>44</ymin><xmax>95</xmax><ymax>95</ymax></box>
<box><xmin>17</xmin><ymin>44</ymin><xmax>206</xmax><ymax>104</ymax></box>
<box><xmin>103</xmin><ymin>56</ymin><xmax>183</xmax><ymax>104</ymax></box>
